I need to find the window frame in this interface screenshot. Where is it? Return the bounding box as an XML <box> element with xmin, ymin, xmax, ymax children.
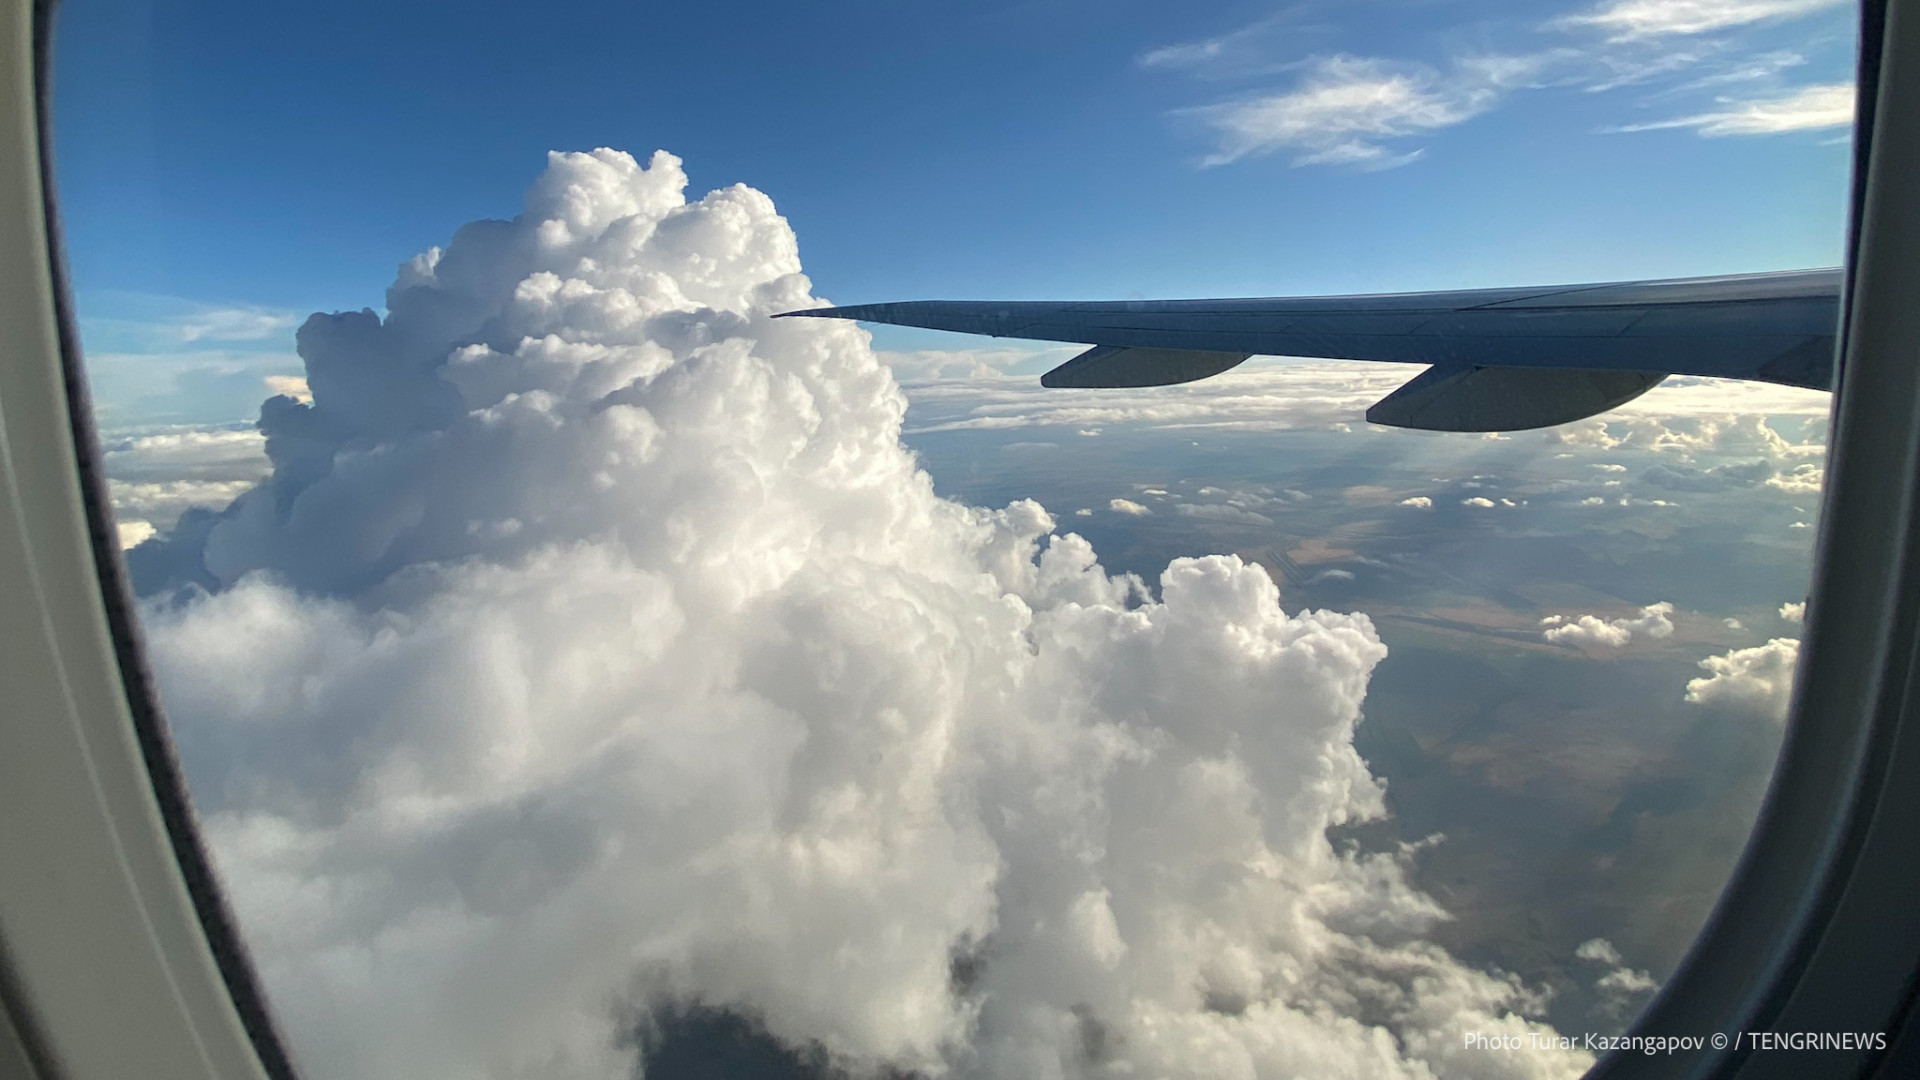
<box><xmin>1</xmin><ymin>1</ymin><xmax>1915</xmax><ymax>1077</ymax></box>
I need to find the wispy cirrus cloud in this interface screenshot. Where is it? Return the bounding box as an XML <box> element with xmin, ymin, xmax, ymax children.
<box><xmin>1140</xmin><ymin>13</ymin><xmax>1293</xmax><ymax>73</ymax></box>
<box><xmin>1188</xmin><ymin>54</ymin><xmax>1519</xmax><ymax>168</ymax></box>
<box><xmin>170</xmin><ymin>304</ymin><xmax>302</xmax><ymax>343</ymax></box>
<box><xmin>76</xmin><ymin>292</ymin><xmax>308</xmax><ymax>424</ymax></box>
<box><xmin>1149</xmin><ymin>0</ymin><xmax>1855</xmax><ymax>169</ymax></box>
<box><xmin>1608</xmin><ymin>81</ymin><xmax>1853</xmax><ymax>134</ymax></box>
<box><xmin>83</xmin><ymin>294</ymin><xmax>303</xmax><ymax>346</ymax></box>
<box><xmin>1555</xmin><ymin>0</ymin><xmax>1850</xmax><ymax>40</ymax></box>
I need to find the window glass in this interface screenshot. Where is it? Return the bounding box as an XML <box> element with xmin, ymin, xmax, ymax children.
<box><xmin>53</xmin><ymin>1</ymin><xmax>1854</xmax><ymax>1077</ymax></box>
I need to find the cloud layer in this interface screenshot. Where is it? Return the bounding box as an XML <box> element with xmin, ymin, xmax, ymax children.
<box><xmin>138</xmin><ymin>150</ymin><xmax>1590</xmax><ymax>1080</ymax></box>
<box><xmin>1541</xmin><ymin>602</ymin><xmax>1676</xmax><ymax>647</ymax></box>
<box><xmin>1152</xmin><ymin>0</ymin><xmax>1854</xmax><ymax>168</ymax></box>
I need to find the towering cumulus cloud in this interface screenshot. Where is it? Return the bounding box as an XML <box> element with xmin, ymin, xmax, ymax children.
<box><xmin>137</xmin><ymin>150</ymin><xmax>1586</xmax><ymax>1080</ymax></box>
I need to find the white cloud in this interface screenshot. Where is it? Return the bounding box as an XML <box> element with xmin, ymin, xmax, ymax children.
<box><xmin>1399</xmin><ymin>496</ymin><xmax>1432</xmax><ymax>509</ymax></box>
<box><xmin>103</xmin><ymin>425</ymin><xmax>266</xmax><ymax>462</ymax></box>
<box><xmin>1549</xmin><ymin>404</ymin><xmax>1827</xmax><ymax>460</ymax></box>
<box><xmin>1611</xmin><ymin>82</ymin><xmax>1854</xmax><ymax>135</ymax></box>
<box><xmin>1724</xmin><ymin>617</ymin><xmax>1745</xmax><ymax>629</ymax></box>
<box><xmin>904</xmin><ymin>371</ymin><xmax>1829</xmax><ymax>448</ymax></box>
<box><xmin>1780</xmin><ymin>601</ymin><xmax>1805</xmax><ymax>623</ymax></box>
<box><xmin>172</xmin><ymin>305</ymin><xmax>302</xmax><ymax>343</ymax></box>
<box><xmin>263</xmin><ymin>373</ymin><xmax>313</xmax><ymax>403</ymax></box>
<box><xmin>1138</xmin><ymin>13</ymin><xmax>1301</xmax><ymax>74</ymax></box>
<box><xmin>117</xmin><ymin>518</ymin><xmax>157</xmax><ymax>549</ymax></box>
<box><xmin>100</xmin><ymin>429</ymin><xmax>273</xmax><ymax>534</ymax></box>
<box><xmin>883</xmin><ymin>344</ymin><xmax>1078</xmax><ymax>384</ymax></box>
<box><xmin>1558</xmin><ymin>0</ymin><xmax>1848</xmax><ymax>39</ymax></box>
<box><xmin>1108</xmin><ymin>497</ymin><xmax>1153</xmax><ymax>516</ymax></box>
<box><xmin>133</xmin><ymin>149</ymin><xmax>1592</xmax><ymax>1080</ymax></box>
<box><xmin>1174</xmin><ymin>502</ymin><xmax>1274</xmax><ymax>525</ymax></box>
<box><xmin>1766</xmin><ymin>462</ymin><xmax>1825</xmax><ymax>493</ymax></box>
<box><xmin>110</xmin><ymin>478</ymin><xmax>261</xmax><ymax>532</ymax></box>
<box><xmin>1640</xmin><ymin>459</ymin><xmax>1773</xmax><ymax>492</ymax></box>
<box><xmin>1462</xmin><ymin>496</ymin><xmax>1497</xmax><ymax>508</ymax></box>
<box><xmin>84</xmin><ymin>295</ymin><xmax>304</xmax><ymax>346</ymax></box>
<box><xmin>1573</xmin><ymin>937</ymin><xmax>1657</xmax><ymax>1019</ymax></box>
<box><xmin>1578</xmin><ymin>496</ymin><xmax>1608</xmax><ymax>506</ymax></box>
<box><xmin>1686</xmin><ymin>638</ymin><xmax>1800</xmax><ymax>720</ymax></box>
<box><xmin>74</xmin><ymin>295</ymin><xmax>311</xmax><ymax>425</ymax></box>
<box><xmin>904</xmin><ymin>360</ymin><xmax>1403</xmax><ymax>435</ymax></box>
<box><xmin>1574</xmin><ymin>938</ymin><xmax>1622</xmax><ymax>965</ymax></box>
<box><xmin>1191</xmin><ymin>55</ymin><xmax>1509</xmax><ymax>168</ymax></box>
<box><xmin>1541</xmin><ymin>602</ymin><xmax>1675</xmax><ymax>647</ymax></box>
<box><xmin>1150</xmin><ymin>0</ymin><xmax>1854</xmax><ymax>171</ymax></box>
<box><xmin>1542</xmin><ymin>615</ymin><xmax>1631</xmax><ymax>647</ymax></box>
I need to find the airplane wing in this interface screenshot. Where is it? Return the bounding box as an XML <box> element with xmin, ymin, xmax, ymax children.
<box><xmin>777</xmin><ymin>269</ymin><xmax>1841</xmax><ymax>432</ymax></box>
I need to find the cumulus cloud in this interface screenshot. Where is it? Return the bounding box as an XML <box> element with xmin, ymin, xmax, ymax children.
<box><xmin>1685</xmin><ymin>638</ymin><xmax>1801</xmax><ymax>720</ymax></box>
<box><xmin>263</xmin><ymin>374</ymin><xmax>314</xmax><ymax>403</ymax></box>
<box><xmin>1541</xmin><ymin>615</ymin><xmax>1631</xmax><ymax>647</ymax></box>
<box><xmin>1399</xmin><ymin>496</ymin><xmax>1433</xmax><ymax>509</ymax></box>
<box><xmin>117</xmin><ymin>518</ymin><xmax>157</xmax><ymax>549</ymax></box>
<box><xmin>1541</xmin><ymin>602</ymin><xmax>1675</xmax><ymax>647</ymax></box>
<box><xmin>1639</xmin><ymin>459</ymin><xmax>1772</xmax><ymax>492</ymax></box>
<box><xmin>132</xmin><ymin>149</ymin><xmax>1591</xmax><ymax>1080</ymax></box>
<box><xmin>1573</xmin><ymin>938</ymin><xmax>1658</xmax><ymax>1021</ymax></box>
<box><xmin>1548</xmin><ymin>406</ymin><xmax>1826</xmax><ymax>459</ymax></box>
<box><xmin>1766</xmin><ymin>462</ymin><xmax>1825</xmax><ymax>493</ymax></box>
<box><xmin>1108</xmin><ymin>497</ymin><xmax>1152</xmax><ymax>516</ymax></box>
<box><xmin>1779</xmin><ymin>601</ymin><xmax>1805</xmax><ymax>623</ymax></box>
<box><xmin>1462</xmin><ymin>496</ymin><xmax>1497</xmax><ymax>508</ymax></box>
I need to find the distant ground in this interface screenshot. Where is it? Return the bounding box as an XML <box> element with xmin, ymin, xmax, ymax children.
<box><xmin>898</xmin><ymin>361</ymin><xmax>1823</xmax><ymax>1034</ymax></box>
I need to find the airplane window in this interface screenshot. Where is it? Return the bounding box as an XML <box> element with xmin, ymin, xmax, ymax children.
<box><xmin>46</xmin><ymin>0</ymin><xmax>1858</xmax><ymax>1077</ymax></box>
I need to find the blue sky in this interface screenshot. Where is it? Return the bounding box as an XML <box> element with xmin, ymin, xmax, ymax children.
<box><xmin>51</xmin><ymin>0</ymin><xmax>1859</xmax><ymax>423</ymax></box>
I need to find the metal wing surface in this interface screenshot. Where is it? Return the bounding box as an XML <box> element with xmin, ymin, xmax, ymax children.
<box><xmin>778</xmin><ymin>269</ymin><xmax>1841</xmax><ymax>432</ymax></box>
